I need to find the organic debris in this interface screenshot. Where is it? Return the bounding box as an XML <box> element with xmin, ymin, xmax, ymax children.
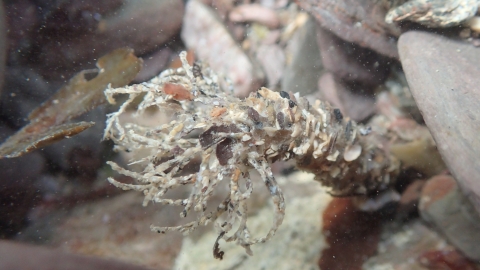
<box><xmin>104</xmin><ymin>52</ymin><xmax>401</xmax><ymax>258</ymax></box>
<box><xmin>0</xmin><ymin>48</ymin><xmax>142</xmax><ymax>158</ymax></box>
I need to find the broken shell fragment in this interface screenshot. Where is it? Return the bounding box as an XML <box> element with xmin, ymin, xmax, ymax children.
<box><xmin>343</xmin><ymin>144</ymin><xmax>362</xmax><ymax>162</ymax></box>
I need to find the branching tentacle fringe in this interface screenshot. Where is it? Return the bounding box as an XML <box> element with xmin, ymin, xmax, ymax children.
<box><xmin>103</xmin><ymin>52</ymin><xmax>399</xmax><ymax>258</ymax></box>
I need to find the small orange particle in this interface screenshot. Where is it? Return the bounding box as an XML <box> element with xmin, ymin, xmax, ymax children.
<box><xmin>232</xmin><ymin>168</ymin><xmax>241</xmax><ymax>182</ymax></box>
<box><xmin>210</xmin><ymin>107</ymin><xmax>227</xmax><ymax>117</ymax></box>
<box><xmin>163</xmin><ymin>83</ymin><xmax>193</xmax><ymax>101</ymax></box>
<box><xmin>169</xmin><ymin>50</ymin><xmax>195</xmax><ymax>68</ymax></box>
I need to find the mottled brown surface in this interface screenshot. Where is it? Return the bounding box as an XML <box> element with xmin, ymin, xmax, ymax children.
<box><xmin>399</xmin><ymin>31</ymin><xmax>480</xmax><ymax>214</ymax></box>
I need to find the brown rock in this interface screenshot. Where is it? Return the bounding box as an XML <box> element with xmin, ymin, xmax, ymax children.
<box><xmin>296</xmin><ymin>0</ymin><xmax>401</xmax><ymax>58</ymax></box>
<box><xmin>133</xmin><ymin>48</ymin><xmax>173</xmax><ymax>83</ymax></box>
<box><xmin>316</xmin><ymin>26</ymin><xmax>392</xmax><ymax>87</ymax></box>
<box><xmin>0</xmin><ymin>145</ymin><xmax>45</xmax><ymax>237</ymax></box>
<box><xmin>0</xmin><ymin>240</ymin><xmax>152</xmax><ymax>270</ymax></box>
<box><xmin>0</xmin><ymin>125</ymin><xmax>44</xmax><ymax>238</ymax></box>
<box><xmin>4</xmin><ymin>0</ymin><xmax>40</xmax><ymax>65</ymax></box>
<box><xmin>34</xmin><ymin>0</ymin><xmax>184</xmax><ymax>80</ymax></box>
<box><xmin>0</xmin><ymin>68</ymin><xmax>55</xmax><ymax>128</ymax></box>
<box><xmin>39</xmin><ymin>0</ymin><xmax>124</xmax><ymax>32</ymax></box>
<box><xmin>316</xmin><ymin>73</ymin><xmax>376</xmax><ymax>122</ymax></box>
<box><xmin>398</xmin><ymin>31</ymin><xmax>480</xmax><ymax>214</ymax></box>
<box><xmin>419</xmin><ymin>175</ymin><xmax>480</xmax><ymax>261</ymax></box>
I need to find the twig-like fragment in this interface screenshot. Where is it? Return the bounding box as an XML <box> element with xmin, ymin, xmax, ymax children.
<box><xmin>103</xmin><ymin>51</ymin><xmax>399</xmax><ymax>258</ymax></box>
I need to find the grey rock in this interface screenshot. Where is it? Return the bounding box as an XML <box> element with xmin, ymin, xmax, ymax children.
<box><xmin>281</xmin><ymin>16</ymin><xmax>323</xmax><ymax>96</ymax></box>
<box><xmin>257</xmin><ymin>43</ymin><xmax>285</xmax><ymax>89</ymax></box>
<box><xmin>398</xmin><ymin>31</ymin><xmax>480</xmax><ymax>214</ymax></box>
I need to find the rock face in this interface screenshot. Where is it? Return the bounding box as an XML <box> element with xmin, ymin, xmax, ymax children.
<box><xmin>398</xmin><ymin>31</ymin><xmax>480</xmax><ymax>214</ymax></box>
